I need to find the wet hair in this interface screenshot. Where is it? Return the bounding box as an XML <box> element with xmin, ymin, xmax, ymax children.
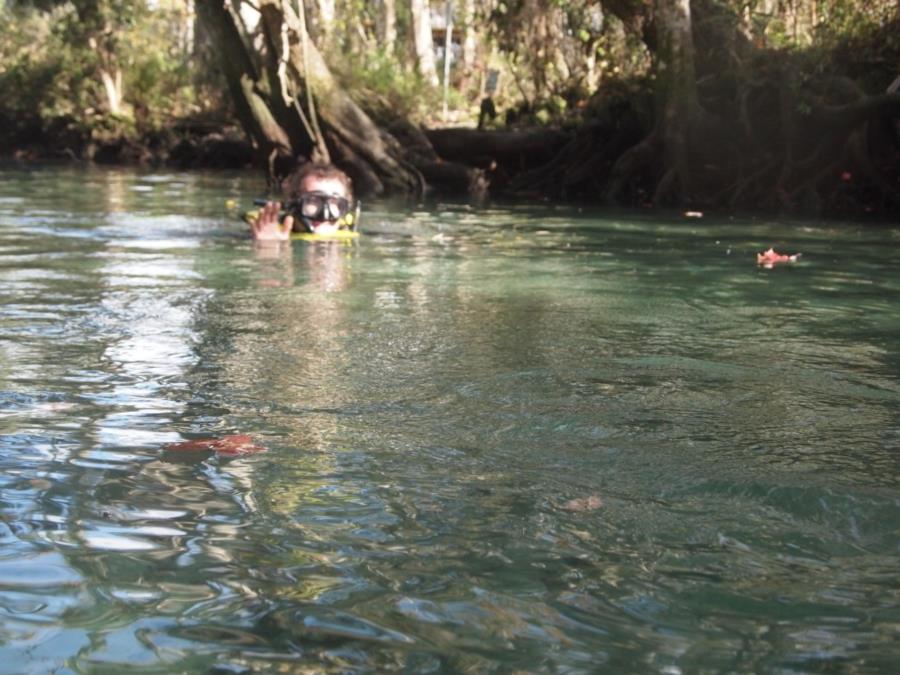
<box><xmin>285</xmin><ymin>162</ymin><xmax>354</xmax><ymax>201</ymax></box>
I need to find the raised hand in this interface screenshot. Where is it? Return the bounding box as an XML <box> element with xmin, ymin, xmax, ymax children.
<box><xmin>249</xmin><ymin>201</ymin><xmax>294</xmax><ymax>242</ymax></box>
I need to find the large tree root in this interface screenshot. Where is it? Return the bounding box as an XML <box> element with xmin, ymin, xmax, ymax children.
<box><xmin>846</xmin><ymin>126</ymin><xmax>900</xmax><ymax>207</ymax></box>
<box><xmin>601</xmin><ymin>130</ymin><xmax>662</xmax><ymax>205</ymax></box>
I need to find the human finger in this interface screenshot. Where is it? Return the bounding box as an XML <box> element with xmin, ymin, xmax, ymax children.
<box><xmin>249</xmin><ymin>212</ymin><xmax>262</xmax><ymax>236</ymax></box>
<box><xmin>264</xmin><ymin>201</ymin><xmax>281</xmax><ymax>224</ymax></box>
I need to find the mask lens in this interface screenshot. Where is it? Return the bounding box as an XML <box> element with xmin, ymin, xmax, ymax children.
<box><xmin>325</xmin><ymin>196</ymin><xmax>349</xmax><ymax>220</ymax></box>
<box><xmin>299</xmin><ymin>193</ymin><xmax>350</xmax><ymax>222</ymax></box>
<box><xmin>300</xmin><ymin>195</ymin><xmax>326</xmax><ymax>219</ymax></box>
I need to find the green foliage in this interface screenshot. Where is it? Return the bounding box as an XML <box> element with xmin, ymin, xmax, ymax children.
<box><xmin>2</xmin><ymin>0</ymin><xmax>897</xmax><ymax>161</ymax></box>
<box><xmin>811</xmin><ymin>0</ymin><xmax>896</xmax><ymax>45</ymax></box>
<box><xmin>0</xmin><ymin>0</ymin><xmax>225</xmax><ymax>152</ymax></box>
<box><xmin>724</xmin><ymin>0</ymin><xmax>897</xmax><ymax>49</ymax></box>
<box><xmin>478</xmin><ymin>0</ymin><xmax>651</xmax><ymax>127</ymax></box>
<box><xmin>0</xmin><ymin>6</ymin><xmax>83</xmax><ymax>144</ymax></box>
<box><xmin>332</xmin><ymin>48</ymin><xmax>437</xmax><ymax>124</ymax></box>
<box><xmin>730</xmin><ymin>0</ymin><xmax>900</xmax><ymax>93</ymax></box>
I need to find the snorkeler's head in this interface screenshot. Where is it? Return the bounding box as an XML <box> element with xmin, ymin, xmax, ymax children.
<box><xmin>284</xmin><ymin>162</ymin><xmax>356</xmax><ymax>234</ymax></box>
<box><xmin>286</xmin><ymin>162</ymin><xmax>353</xmax><ymax>202</ymax></box>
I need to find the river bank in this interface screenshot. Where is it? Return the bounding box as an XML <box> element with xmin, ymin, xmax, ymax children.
<box><xmin>2</xmin><ymin>123</ymin><xmax>255</xmax><ymax>170</ymax></box>
<box><xmin>3</xmin><ymin>120</ymin><xmax>897</xmax><ymax>222</ymax></box>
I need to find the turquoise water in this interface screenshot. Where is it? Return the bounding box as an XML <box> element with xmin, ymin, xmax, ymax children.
<box><xmin>1</xmin><ymin>165</ymin><xmax>898</xmax><ymax>673</ymax></box>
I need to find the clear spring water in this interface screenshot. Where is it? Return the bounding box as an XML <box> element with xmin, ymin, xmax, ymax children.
<box><xmin>0</xmin><ymin>165</ymin><xmax>898</xmax><ymax>673</ymax></box>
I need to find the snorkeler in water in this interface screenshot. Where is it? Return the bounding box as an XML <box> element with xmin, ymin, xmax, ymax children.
<box><xmin>248</xmin><ymin>162</ymin><xmax>359</xmax><ymax>242</ymax></box>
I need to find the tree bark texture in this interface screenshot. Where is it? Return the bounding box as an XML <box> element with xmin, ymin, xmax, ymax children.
<box><xmin>653</xmin><ymin>0</ymin><xmax>701</xmax><ymax>203</ymax></box>
<box><xmin>460</xmin><ymin>0</ymin><xmax>478</xmax><ymax>81</ymax></box>
<box><xmin>195</xmin><ymin>0</ymin><xmax>292</xmax><ymax>162</ymax></box>
<box><xmin>411</xmin><ymin>0</ymin><xmax>439</xmax><ymax>87</ymax></box>
<box><xmin>378</xmin><ymin>0</ymin><xmax>397</xmax><ymax>54</ymax></box>
<box><xmin>197</xmin><ymin>0</ymin><xmax>424</xmax><ymax>196</ymax></box>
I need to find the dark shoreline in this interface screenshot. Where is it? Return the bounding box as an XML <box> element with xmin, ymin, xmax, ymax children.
<box><xmin>3</xmin><ymin>134</ymin><xmax>897</xmax><ymax>223</ymax></box>
<box><xmin>1</xmin><ymin>126</ymin><xmax>256</xmax><ymax>170</ymax></box>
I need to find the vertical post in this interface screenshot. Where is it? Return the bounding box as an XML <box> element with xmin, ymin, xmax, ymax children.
<box><xmin>442</xmin><ymin>0</ymin><xmax>453</xmax><ymax>121</ymax></box>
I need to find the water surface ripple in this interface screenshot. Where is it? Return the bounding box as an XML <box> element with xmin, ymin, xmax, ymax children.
<box><xmin>1</xmin><ymin>166</ymin><xmax>898</xmax><ymax>673</ymax></box>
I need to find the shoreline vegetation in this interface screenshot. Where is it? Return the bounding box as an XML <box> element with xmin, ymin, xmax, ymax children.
<box><xmin>1</xmin><ymin>1</ymin><xmax>897</xmax><ymax>219</ymax></box>
<box><xmin>3</xmin><ymin>120</ymin><xmax>256</xmax><ymax>170</ymax></box>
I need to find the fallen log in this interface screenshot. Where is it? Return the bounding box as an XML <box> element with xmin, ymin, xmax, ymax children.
<box><xmin>423</xmin><ymin>127</ymin><xmax>572</xmax><ymax>174</ymax></box>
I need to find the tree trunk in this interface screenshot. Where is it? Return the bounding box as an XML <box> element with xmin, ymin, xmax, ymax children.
<box><xmin>197</xmin><ymin>0</ymin><xmax>427</xmax><ymax>196</ymax></box>
<box><xmin>378</xmin><ymin>0</ymin><xmax>397</xmax><ymax>54</ymax></box>
<box><xmin>180</xmin><ymin>0</ymin><xmax>196</xmax><ymax>55</ymax></box>
<box><xmin>654</xmin><ymin>0</ymin><xmax>701</xmax><ymax>203</ymax></box>
<box><xmin>99</xmin><ymin>68</ymin><xmax>124</xmax><ymax>116</ymax></box>
<box><xmin>460</xmin><ymin>0</ymin><xmax>477</xmax><ymax>84</ymax></box>
<box><xmin>195</xmin><ymin>0</ymin><xmax>292</xmax><ymax>164</ymax></box>
<box><xmin>426</xmin><ymin>127</ymin><xmax>572</xmax><ymax>173</ymax></box>
<box><xmin>315</xmin><ymin>0</ymin><xmax>335</xmax><ymax>40</ymax></box>
<box><xmin>601</xmin><ymin>0</ymin><xmax>703</xmax><ymax>205</ymax></box>
<box><xmin>410</xmin><ymin>0</ymin><xmax>439</xmax><ymax>87</ymax></box>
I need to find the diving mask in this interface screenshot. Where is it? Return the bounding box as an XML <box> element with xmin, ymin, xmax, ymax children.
<box><xmin>287</xmin><ymin>191</ymin><xmax>358</xmax><ymax>232</ymax></box>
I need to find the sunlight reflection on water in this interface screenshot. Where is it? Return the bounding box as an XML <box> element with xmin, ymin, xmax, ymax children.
<box><xmin>0</xmin><ymin>166</ymin><xmax>898</xmax><ymax>672</ymax></box>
